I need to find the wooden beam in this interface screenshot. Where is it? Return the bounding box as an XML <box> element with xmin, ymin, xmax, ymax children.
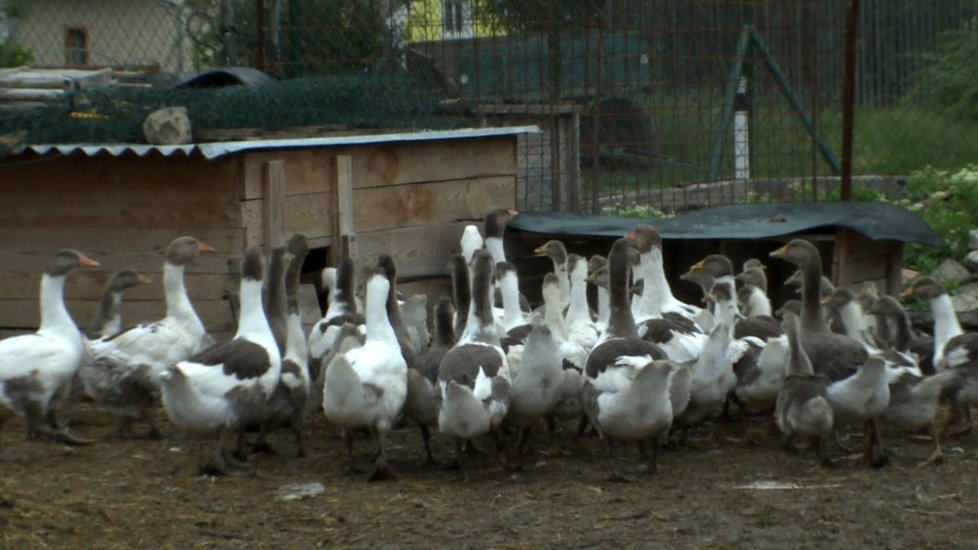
<box><xmin>336</xmin><ymin>155</ymin><xmax>357</xmax><ymax>260</ymax></box>
<box><xmin>262</xmin><ymin>160</ymin><xmax>286</xmax><ymax>251</ymax></box>
<box><xmin>886</xmin><ymin>241</ymin><xmax>903</xmax><ymax>295</ymax></box>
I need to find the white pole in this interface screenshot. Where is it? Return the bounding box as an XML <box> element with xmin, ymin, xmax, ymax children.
<box><xmin>734</xmin><ymin>76</ymin><xmax>750</xmax><ymax>180</ymax></box>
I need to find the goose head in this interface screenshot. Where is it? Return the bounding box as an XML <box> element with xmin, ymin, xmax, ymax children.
<box><xmin>901</xmin><ymin>276</ymin><xmax>945</xmax><ymax>300</ymax></box>
<box><xmin>165</xmin><ymin>236</ymin><xmax>215</xmax><ymax>266</ymax></box>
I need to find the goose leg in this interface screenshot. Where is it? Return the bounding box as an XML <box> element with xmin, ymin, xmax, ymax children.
<box><xmin>252</xmin><ymin>422</ymin><xmax>277</xmax><ymax>455</ymax></box>
<box><xmin>815</xmin><ymin>434</ymin><xmax>835</xmax><ymax>468</ymax></box>
<box><xmin>291</xmin><ymin>413</ymin><xmax>307</xmax><ymax>458</ymax></box>
<box><xmin>605</xmin><ymin>437</ymin><xmax>635</xmax><ymax>482</ymax></box>
<box><xmin>144</xmin><ymin>405</ymin><xmax>162</xmax><ymax>440</ymax></box>
<box><xmin>452</xmin><ymin>438</ymin><xmax>469</xmax><ymax>481</ymax></box>
<box><xmin>645</xmin><ymin>438</ymin><xmax>661</xmax><ymax>475</ymax></box>
<box><xmin>418</xmin><ymin>424</ymin><xmax>435</xmax><ymax>466</ymax></box>
<box><xmin>368</xmin><ymin>426</ymin><xmax>398</xmax><ymax>482</ymax></box>
<box><xmin>201</xmin><ymin>428</ymin><xmax>229</xmax><ymax>476</ymax></box>
<box><xmin>919</xmin><ymin>421</ymin><xmax>945</xmax><ymax>467</ymax></box>
<box><xmin>865</xmin><ymin>418</ymin><xmax>889</xmax><ymax>468</ymax></box>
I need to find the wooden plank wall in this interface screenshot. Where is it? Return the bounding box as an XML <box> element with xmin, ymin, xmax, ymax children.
<box><xmin>241</xmin><ymin>136</ymin><xmax>519</xmax><ymax>311</ymax></box>
<box><xmin>0</xmin><ymin>155</ymin><xmax>243</xmax><ymax>339</ymax></box>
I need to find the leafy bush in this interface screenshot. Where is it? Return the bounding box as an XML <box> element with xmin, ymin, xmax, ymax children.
<box><xmin>912</xmin><ymin>20</ymin><xmax>978</xmax><ymax>122</ymax></box>
<box><xmin>0</xmin><ymin>39</ymin><xmax>33</xmax><ymax>68</ymax></box>
<box><xmin>600</xmin><ymin>203</ymin><xmax>673</xmax><ymax>219</ymax></box>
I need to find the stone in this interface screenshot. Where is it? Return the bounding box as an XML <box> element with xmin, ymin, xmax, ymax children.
<box><xmin>952</xmin><ymin>282</ymin><xmax>978</xmax><ymax>312</ymax></box>
<box><xmin>964</xmin><ymin>250</ymin><xmax>978</xmax><ymax>272</ymax></box>
<box><xmin>969</xmin><ymin>229</ymin><xmax>978</xmax><ymax>251</ymax></box>
<box><xmin>142</xmin><ymin>106</ymin><xmax>191</xmax><ymax>145</ymax></box>
<box><xmin>933</xmin><ymin>258</ymin><xmax>971</xmax><ymax>285</ymax></box>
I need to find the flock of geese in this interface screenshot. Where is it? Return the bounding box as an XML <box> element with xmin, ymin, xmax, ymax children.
<box><xmin>1</xmin><ymin>208</ymin><xmax>977</xmax><ymax>482</ymax></box>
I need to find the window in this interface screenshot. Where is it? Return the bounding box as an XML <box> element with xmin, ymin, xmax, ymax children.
<box><xmin>65</xmin><ymin>26</ymin><xmax>88</xmax><ymax>65</ymax></box>
<box><xmin>442</xmin><ymin>0</ymin><xmax>472</xmax><ymax>39</ymax></box>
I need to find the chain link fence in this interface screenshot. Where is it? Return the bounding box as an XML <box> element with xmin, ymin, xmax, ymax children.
<box><xmin>1</xmin><ymin>0</ymin><xmax>976</xmax><ymax>214</ymax></box>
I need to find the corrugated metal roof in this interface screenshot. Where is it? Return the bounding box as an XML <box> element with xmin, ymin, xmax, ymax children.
<box><xmin>14</xmin><ymin>126</ymin><xmax>541</xmax><ymax>161</ymax></box>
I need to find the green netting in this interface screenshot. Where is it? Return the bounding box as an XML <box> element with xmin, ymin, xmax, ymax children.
<box><xmin>0</xmin><ymin>73</ymin><xmax>465</xmax><ymax>144</ymax></box>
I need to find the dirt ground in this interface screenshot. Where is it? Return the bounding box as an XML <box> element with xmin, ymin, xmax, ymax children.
<box><xmin>4</xmin><ymin>402</ymin><xmax>978</xmax><ymax>549</ymax></box>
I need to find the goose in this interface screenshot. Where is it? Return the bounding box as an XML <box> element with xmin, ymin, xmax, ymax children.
<box><xmin>704</xmin><ymin>278</ymin><xmax>782</xmax><ymax>341</ymax></box>
<box><xmin>460</xmin><ymin>224</ymin><xmax>484</xmax><ymax>265</ymax></box>
<box><xmin>564</xmin><ymin>254</ymin><xmax>599</xmax><ymax>352</ymax></box>
<box><xmin>868</xmin><ymin>295</ymin><xmax>935</xmax><ymax>375</ymax></box>
<box><xmin>483</xmin><ymin>207</ymin><xmax>518</xmax><ymax>266</ymax></box>
<box><xmin>902</xmin><ymin>276</ymin><xmax>978</xmax><ymax>437</ymax></box>
<box><xmin>737</xmin><ymin>284</ymin><xmax>773</xmax><ymax>318</ymax></box>
<box><xmin>880</xmin><ymin>369</ymin><xmax>955</xmax><ymax>466</ymax></box>
<box><xmin>535</xmin><ymin>240</ymin><xmax>571</xmax><ymax>311</ymax></box>
<box><xmin>770</xmin><ymin>240</ymin><xmax>868</xmax><ymax>382</ymax></box>
<box><xmin>322</xmin><ymin>265</ymin><xmax>408</xmax><ymax>481</ymax></box>
<box><xmin>377</xmin><ymin>254</ymin><xmax>417</xmax><ymax>369</ymax></box>
<box><xmin>505</xmin><ymin>324</ymin><xmax>564</xmax><ymax>466</ymax></box>
<box><xmin>495</xmin><ymin>261</ymin><xmax>529</xmax><ymax>336</ymax></box>
<box><xmin>582</xmin><ymin>237</ymin><xmax>672</xmax><ymax>481</ymax></box>
<box><xmin>588</xmin><ymin>254</ymin><xmax>610</xmax><ymax>332</ymax></box>
<box><xmin>539</xmin><ymin>272</ymin><xmax>589</xmax><ymax>451</ymax></box>
<box><xmin>774</xmin><ymin>312</ymin><xmax>834</xmax><ymax>467</ymax></box>
<box><xmin>629</xmin><ymin>225</ymin><xmax>706</xmax><ymax>326</ymax></box>
<box><xmin>732</xmin><ymin>333</ymin><xmax>789</xmax><ymax>441</ymax></box>
<box><xmin>824</xmin><ymin>355</ymin><xmax>891</xmax><ymax>467</ymax></box>
<box><xmin>306</xmin><ymin>258</ymin><xmax>366</xmax><ymax>412</ymax></box>
<box><xmin>404</xmin><ymin>296</ymin><xmax>456</xmax><ymax>465</ymax></box>
<box><xmin>823</xmin><ymin>289</ymin><xmax>921</xmax><ymax>377</ymax></box>
<box><xmin>255</xmin><ymin>236</ymin><xmax>313</xmax><ymax>457</ymax></box>
<box><xmin>738</xmin><ymin>258</ymin><xmax>769</xmax><ymax>294</ymax></box>
<box><xmin>0</xmin><ymin>250</ymin><xmax>99</xmax><ymax>445</ymax></box>
<box><xmin>84</xmin><ymin>270</ymin><xmax>152</xmax><ymax>340</ymax></box>
<box><xmin>448</xmin><ymin>254</ymin><xmax>472</xmax><ymax>341</ymax></box>
<box><xmin>672</xmin><ymin>322</ymin><xmax>736</xmax><ymax>431</ymax></box>
<box><xmin>81</xmin><ymin>236</ymin><xmax>215</xmax><ymax>439</ymax></box>
<box><xmin>159</xmin><ymin>246</ymin><xmax>282</xmax><ymax>475</ymax></box>
<box><xmin>399</xmin><ymin>293</ymin><xmax>430</xmax><ymax>356</ymax></box>
<box><xmin>437</xmin><ymin>249</ymin><xmax>512</xmax><ymax>479</ymax></box>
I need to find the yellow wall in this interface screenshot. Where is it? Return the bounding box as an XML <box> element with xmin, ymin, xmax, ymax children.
<box><xmin>10</xmin><ymin>0</ymin><xmax>194</xmax><ymax>73</ymax></box>
<box><xmin>406</xmin><ymin>0</ymin><xmax>503</xmax><ymax>43</ymax></box>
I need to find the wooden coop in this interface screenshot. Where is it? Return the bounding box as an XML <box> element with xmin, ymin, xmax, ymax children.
<box><xmin>505</xmin><ymin>203</ymin><xmax>943</xmax><ymax>307</ymax></box>
<box><xmin>0</xmin><ymin>126</ymin><xmax>536</xmax><ymax>340</ymax></box>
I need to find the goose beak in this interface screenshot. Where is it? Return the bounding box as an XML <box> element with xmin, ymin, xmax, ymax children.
<box><xmin>586</xmin><ymin>272</ymin><xmax>596</xmax><ymax>283</ymax></box>
<box><xmin>702</xmin><ymin>293</ymin><xmax>715</xmax><ymax>304</ymax></box>
<box><xmin>690</xmin><ymin>259</ymin><xmax>706</xmax><ymax>271</ymax></box>
<box><xmin>136</xmin><ymin>273</ymin><xmax>153</xmax><ymax>285</ymax></box>
<box><xmin>899</xmin><ymin>287</ymin><xmax>913</xmax><ymax>299</ymax></box>
<box><xmin>78</xmin><ymin>254</ymin><xmax>100</xmax><ymax>268</ymax></box>
<box><xmin>507</xmin><ymin>208</ymin><xmax>519</xmax><ymax>218</ymax></box>
<box><xmin>770</xmin><ymin>245</ymin><xmax>788</xmax><ymax>259</ymax></box>
<box><xmin>533</xmin><ymin>244</ymin><xmax>546</xmax><ymax>254</ymax></box>
<box><xmin>197</xmin><ymin>242</ymin><xmax>216</xmax><ymax>254</ymax></box>
<box><xmin>820</xmin><ymin>296</ymin><xmax>831</xmax><ymax>305</ymax></box>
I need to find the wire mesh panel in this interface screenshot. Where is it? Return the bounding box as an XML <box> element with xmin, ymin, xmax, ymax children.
<box><xmin>2</xmin><ymin>0</ymin><xmax>976</xmax><ymax>214</ymax></box>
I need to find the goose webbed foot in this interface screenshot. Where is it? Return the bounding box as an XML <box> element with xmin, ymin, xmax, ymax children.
<box><xmin>603</xmin><ymin>438</ymin><xmax>636</xmax><ymax>483</ymax></box>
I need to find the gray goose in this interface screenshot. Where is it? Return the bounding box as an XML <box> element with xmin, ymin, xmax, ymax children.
<box><xmin>447</xmin><ymin>254</ymin><xmax>472</xmax><ymax>341</ymax></box>
<box><xmin>775</xmin><ymin>312</ymin><xmax>834</xmax><ymax>467</ymax></box>
<box><xmin>255</xmin><ymin>235</ymin><xmax>313</xmax><ymax>457</ymax></box>
<box><xmin>770</xmin><ymin>240</ymin><xmax>868</xmax><ymax>381</ymax></box>
<box><xmin>437</xmin><ymin>249</ymin><xmax>512</xmax><ymax>480</ymax></box>
<box><xmin>0</xmin><ymin>250</ymin><xmax>99</xmax><ymax>445</ymax></box>
<box><xmin>535</xmin><ymin>239</ymin><xmax>571</xmax><ymax>311</ymax></box>
<box><xmin>404</xmin><ymin>296</ymin><xmax>456</xmax><ymax>465</ymax></box>
<box><xmin>690</xmin><ymin>253</ymin><xmax>782</xmax><ymax>339</ymax></box>
<box><xmin>583</xmin><ymin>237</ymin><xmax>673</xmax><ymax>481</ymax></box>
<box><xmin>84</xmin><ymin>270</ymin><xmax>152</xmax><ymax>340</ymax></box>
<box><xmin>868</xmin><ymin>295</ymin><xmax>935</xmax><ymax>375</ymax></box>
<box><xmin>377</xmin><ymin>254</ymin><xmax>417</xmax><ymax>369</ymax></box>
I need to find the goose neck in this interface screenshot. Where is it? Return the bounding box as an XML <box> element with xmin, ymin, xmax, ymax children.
<box><xmin>163</xmin><ymin>263</ymin><xmax>197</xmax><ymax>320</ymax></box>
<box><xmin>799</xmin><ymin>257</ymin><xmax>828</xmax><ymax>331</ymax></box>
<box><xmin>38</xmin><ymin>274</ymin><xmax>77</xmax><ymax>336</ymax></box>
<box><xmin>500</xmin><ymin>272</ymin><xmax>524</xmax><ymax>329</ymax></box>
<box><xmin>931</xmin><ymin>293</ymin><xmax>963</xmax><ymax>350</ymax></box>
<box><xmin>366</xmin><ymin>280</ymin><xmax>399</xmax><ymax>346</ymax></box>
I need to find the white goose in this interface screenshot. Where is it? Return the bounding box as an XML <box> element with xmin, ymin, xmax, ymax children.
<box><xmin>159</xmin><ymin>246</ymin><xmax>282</xmax><ymax>475</ymax></box>
<box><xmin>81</xmin><ymin>236</ymin><xmax>214</xmax><ymax>438</ymax></box>
<box><xmin>564</xmin><ymin>254</ymin><xmax>599</xmax><ymax>352</ymax></box>
<box><xmin>306</xmin><ymin>258</ymin><xmax>365</xmax><ymax>413</ymax></box>
<box><xmin>437</xmin><ymin>249</ymin><xmax>512</xmax><ymax>479</ymax></box>
<box><xmin>323</xmin><ymin>266</ymin><xmax>408</xmax><ymax>481</ymax></box>
<box><xmin>0</xmin><ymin>250</ymin><xmax>99</xmax><ymax>444</ymax></box>
<box><xmin>505</xmin><ymin>323</ymin><xmax>564</xmax><ymax>466</ymax></box>
<box><xmin>535</xmin><ymin>240</ymin><xmax>571</xmax><ymax>311</ymax></box>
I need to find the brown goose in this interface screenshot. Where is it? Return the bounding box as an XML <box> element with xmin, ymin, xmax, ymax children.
<box><xmin>404</xmin><ymin>296</ymin><xmax>456</xmax><ymax>465</ymax></box>
<box><xmin>868</xmin><ymin>295</ymin><xmax>935</xmax><ymax>375</ymax></box>
<box><xmin>447</xmin><ymin>254</ymin><xmax>472</xmax><ymax>341</ymax></box>
<box><xmin>694</xmin><ymin>254</ymin><xmax>782</xmax><ymax>340</ymax></box>
<box><xmin>770</xmin><ymin>239</ymin><xmax>868</xmax><ymax>381</ymax></box>
<box><xmin>484</xmin><ymin>207</ymin><xmax>519</xmax><ymax>265</ymax></box>
<box><xmin>535</xmin><ymin>239</ymin><xmax>571</xmax><ymax>310</ymax></box>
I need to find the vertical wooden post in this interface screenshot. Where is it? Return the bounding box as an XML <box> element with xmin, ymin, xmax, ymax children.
<box><xmin>262</xmin><ymin>159</ymin><xmax>285</xmax><ymax>251</ymax></box>
<box><xmin>886</xmin><ymin>241</ymin><xmax>903</xmax><ymax>296</ymax></box>
<box><xmin>336</xmin><ymin>154</ymin><xmax>357</xmax><ymax>260</ymax></box>
<box><xmin>832</xmin><ymin>227</ymin><xmax>852</xmax><ymax>289</ymax></box>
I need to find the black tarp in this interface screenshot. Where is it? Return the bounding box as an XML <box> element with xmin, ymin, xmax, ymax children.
<box><xmin>507</xmin><ymin>202</ymin><xmax>943</xmax><ymax>247</ymax></box>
